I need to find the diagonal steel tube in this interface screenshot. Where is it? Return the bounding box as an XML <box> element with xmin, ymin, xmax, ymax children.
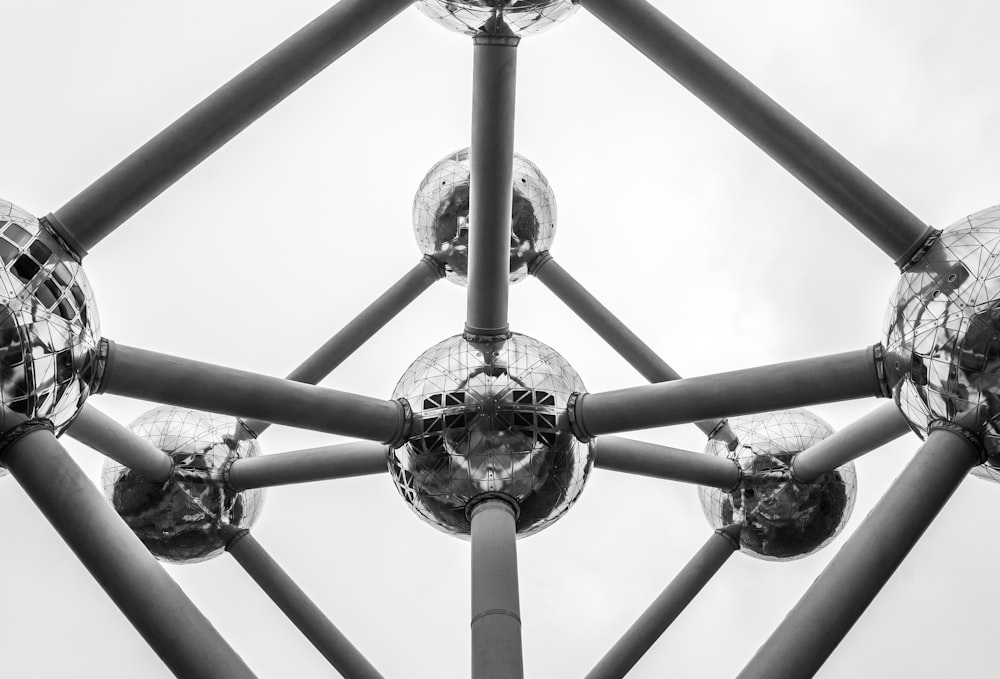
<box><xmin>531</xmin><ymin>253</ymin><xmax>732</xmax><ymax>442</ymax></box>
<box><xmin>227</xmin><ymin>531</ymin><xmax>384</xmax><ymax>679</ymax></box>
<box><xmin>594</xmin><ymin>435</ymin><xmax>739</xmax><ymax>488</ymax></box>
<box><xmin>98</xmin><ymin>341</ymin><xmax>406</xmax><ymax>444</ymax></box>
<box><xmin>243</xmin><ymin>256</ymin><xmax>443</xmax><ymax>435</ymax></box>
<box><xmin>226</xmin><ymin>441</ymin><xmax>388</xmax><ymax>490</ymax></box>
<box><xmin>465</xmin><ymin>35</ymin><xmax>519</xmax><ymax>337</ymax></box>
<box><xmin>573</xmin><ymin>346</ymin><xmax>886</xmax><ymax>438</ymax></box>
<box><xmin>46</xmin><ymin>0</ymin><xmax>413</xmax><ymax>257</ymax></box>
<box><xmin>67</xmin><ymin>402</ymin><xmax>173</xmax><ymax>481</ymax></box>
<box><xmin>584</xmin><ymin>524</ymin><xmax>740</xmax><ymax>679</ymax></box>
<box><xmin>0</xmin><ymin>427</ymin><xmax>257</xmax><ymax>679</ymax></box>
<box><xmin>577</xmin><ymin>0</ymin><xmax>936</xmax><ymax>267</ymax></box>
<box><xmin>736</xmin><ymin>424</ymin><xmax>980</xmax><ymax>679</ymax></box>
<box><xmin>792</xmin><ymin>401</ymin><xmax>911</xmax><ymax>482</ymax></box>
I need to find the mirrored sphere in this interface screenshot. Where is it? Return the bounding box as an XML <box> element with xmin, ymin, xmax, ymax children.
<box><xmin>416</xmin><ymin>0</ymin><xmax>578</xmax><ymax>37</ymax></box>
<box><xmin>412</xmin><ymin>148</ymin><xmax>556</xmax><ymax>286</ymax></box>
<box><xmin>390</xmin><ymin>332</ymin><xmax>591</xmax><ymax>538</ymax></box>
<box><xmin>0</xmin><ymin>199</ymin><xmax>101</xmax><ymax>436</ymax></box>
<box><xmin>884</xmin><ymin>205</ymin><xmax>1000</xmax><ymax>482</ymax></box>
<box><xmin>698</xmin><ymin>410</ymin><xmax>857</xmax><ymax>561</ymax></box>
<box><xmin>101</xmin><ymin>407</ymin><xmax>266</xmax><ymax>564</ymax></box>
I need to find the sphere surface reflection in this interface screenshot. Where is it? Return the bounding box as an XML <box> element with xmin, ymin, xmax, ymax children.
<box><xmin>390</xmin><ymin>333</ymin><xmax>591</xmax><ymax>537</ymax></box>
<box><xmin>885</xmin><ymin>205</ymin><xmax>1000</xmax><ymax>482</ymax></box>
<box><xmin>0</xmin><ymin>199</ymin><xmax>101</xmax><ymax>436</ymax></box>
<box><xmin>102</xmin><ymin>407</ymin><xmax>266</xmax><ymax>564</ymax></box>
<box><xmin>416</xmin><ymin>0</ymin><xmax>578</xmax><ymax>37</ymax></box>
<box><xmin>412</xmin><ymin>148</ymin><xmax>556</xmax><ymax>286</ymax></box>
<box><xmin>698</xmin><ymin>410</ymin><xmax>856</xmax><ymax>561</ymax></box>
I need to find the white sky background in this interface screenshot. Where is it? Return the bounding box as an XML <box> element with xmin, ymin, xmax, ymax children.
<box><xmin>2</xmin><ymin>1</ymin><xmax>1000</xmax><ymax>677</ymax></box>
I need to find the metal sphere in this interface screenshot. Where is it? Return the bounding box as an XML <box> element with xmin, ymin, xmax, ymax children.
<box><xmin>0</xmin><ymin>199</ymin><xmax>101</xmax><ymax>435</ymax></box>
<box><xmin>390</xmin><ymin>332</ymin><xmax>591</xmax><ymax>537</ymax></box>
<box><xmin>412</xmin><ymin>148</ymin><xmax>556</xmax><ymax>286</ymax></box>
<box><xmin>101</xmin><ymin>407</ymin><xmax>266</xmax><ymax>564</ymax></box>
<box><xmin>416</xmin><ymin>0</ymin><xmax>578</xmax><ymax>37</ymax></box>
<box><xmin>884</xmin><ymin>205</ymin><xmax>1000</xmax><ymax>482</ymax></box>
<box><xmin>698</xmin><ymin>410</ymin><xmax>857</xmax><ymax>562</ymax></box>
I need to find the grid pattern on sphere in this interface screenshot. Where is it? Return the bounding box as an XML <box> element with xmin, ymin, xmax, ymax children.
<box><xmin>390</xmin><ymin>332</ymin><xmax>591</xmax><ymax>537</ymax></box>
<box><xmin>0</xmin><ymin>200</ymin><xmax>101</xmax><ymax>435</ymax></box>
<box><xmin>699</xmin><ymin>410</ymin><xmax>857</xmax><ymax>562</ymax></box>
<box><xmin>416</xmin><ymin>0</ymin><xmax>579</xmax><ymax>37</ymax></box>
<box><xmin>101</xmin><ymin>406</ymin><xmax>266</xmax><ymax>564</ymax></box>
<box><xmin>411</xmin><ymin>148</ymin><xmax>556</xmax><ymax>285</ymax></box>
<box><xmin>884</xmin><ymin>205</ymin><xmax>1000</xmax><ymax>482</ymax></box>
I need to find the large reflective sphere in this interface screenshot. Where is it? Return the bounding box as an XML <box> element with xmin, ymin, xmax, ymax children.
<box><xmin>412</xmin><ymin>148</ymin><xmax>556</xmax><ymax>286</ymax></box>
<box><xmin>698</xmin><ymin>410</ymin><xmax>857</xmax><ymax>561</ymax></box>
<box><xmin>885</xmin><ymin>206</ymin><xmax>1000</xmax><ymax>482</ymax></box>
<box><xmin>0</xmin><ymin>199</ymin><xmax>100</xmax><ymax>436</ymax></box>
<box><xmin>101</xmin><ymin>407</ymin><xmax>266</xmax><ymax>564</ymax></box>
<box><xmin>416</xmin><ymin>0</ymin><xmax>578</xmax><ymax>37</ymax></box>
<box><xmin>390</xmin><ymin>333</ymin><xmax>591</xmax><ymax>537</ymax></box>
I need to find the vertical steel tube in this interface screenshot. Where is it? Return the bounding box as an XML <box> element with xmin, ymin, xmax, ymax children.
<box><xmin>243</xmin><ymin>257</ymin><xmax>443</xmax><ymax>435</ymax></box>
<box><xmin>66</xmin><ymin>402</ymin><xmax>173</xmax><ymax>481</ymax></box>
<box><xmin>227</xmin><ymin>531</ymin><xmax>383</xmax><ymax>679</ymax></box>
<box><xmin>47</xmin><ymin>0</ymin><xmax>413</xmax><ymax>256</ymax></box>
<box><xmin>0</xmin><ymin>427</ymin><xmax>257</xmax><ymax>679</ymax></box>
<box><xmin>465</xmin><ymin>36</ymin><xmax>519</xmax><ymax>337</ymax></box>
<box><xmin>470</xmin><ymin>499</ymin><xmax>523</xmax><ymax>679</ymax></box>
<box><xmin>593</xmin><ymin>435</ymin><xmax>740</xmax><ymax>488</ymax></box>
<box><xmin>737</xmin><ymin>425</ymin><xmax>980</xmax><ymax>679</ymax></box>
<box><xmin>585</xmin><ymin>525</ymin><xmax>740</xmax><ymax>679</ymax></box>
<box><xmin>531</xmin><ymin>253</ymin><xmax>730</xmax><ymax>440</ymax></box>
<box><xmin>577</xmin><ymin>0</ymin><xmax>934</xmax><ymax>267</ymax></box>
<box><xmin>226</xmin><ymin>441</ymin><xmax>388</xmax><ymax>489</ymax></box>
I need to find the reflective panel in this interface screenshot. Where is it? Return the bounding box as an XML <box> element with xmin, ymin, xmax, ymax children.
<box><xmin>884</xmin><ymin>205</ymin><xmax>1000</xmax><ymax>482</ymax></box>
<box><xmin>0</xmin><ymin>199</ymin><xmax>101</xmax><ymax>437</ymax></box>
<box><xmin>698</xmin><ymin>410</ymin><xmax>857</xmax><ymax>561</ymax></box>
<box><xmin>390</xmin><ymin>332</ymin><xmax>591</xmax><ymax>538</ymax></box>
<box><xmin>412</xmin><ymin>148</ymin><xmax>556</xmax><ymax>286</ymax></box>
<box><xmin>416</xmin><ymin>0</ymin><xmax>578</xmax><ymax>37</ymax></box>
<box><xmin>101</xmin><ymin>407</ymin><xmax>266</xmax><ymax>564</ymax></box>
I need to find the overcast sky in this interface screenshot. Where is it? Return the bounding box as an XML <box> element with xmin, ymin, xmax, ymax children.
<box><xmin>3</xmin><ymin>1</ymin><xmax>1000</xmax><ymax>677</ymax></box>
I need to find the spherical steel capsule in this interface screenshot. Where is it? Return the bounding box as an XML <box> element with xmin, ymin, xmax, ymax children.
<box><xmin>101</xmin><ymin>407</ymin><xmax>266</xmax><ymax>564</ymax></box>
<box><xmin>698</xmin><ymin>410</ymin><xmax>857</xmax><ymax>561</ymax></box>
<box><xmin>0</xmin><ymin>199</ymin><xmax>101</xmax><ymax>436</ymax></box>
<box><xmin>416</xmin><ymin>0</ymin><xmax>578</xmax><ymax>37</ymax></box>
<box><xmin>412</xmin><ymin>148</ymin><xmax>556</xmax><ymax>286</ymax></box>
<box><xmin>390</xmin><ymin>332</ymin><xmax>591</xmax><ymax>537</ymax></box>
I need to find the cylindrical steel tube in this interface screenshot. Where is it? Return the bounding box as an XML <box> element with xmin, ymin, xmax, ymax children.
<box><xmin>67</xmin><ymin>402</ymin><xmax>173</xmax><ymax>481</ymax></box>
<box><xmin>226</xmin><ymin>441</ymin><xmax>388</xmax><ymax>489</ymax></box>
<box><xmin>585</xmin><ymin>525</ymin><xmax>740</xmax><ymax>679</ymax></box>
<box><xmin>100</xmin><ymin>342</ymin><xmax>405</xmax><ymax>444</ymax></box>
<box><xmin>575</xmin><ymin>347</ymin><xmax>884</xmax><ymax>438</ymax></box>
<box><xmin>227</xmin><ymin>532</ymin><xmax>383</xmax><ymax>679</ymax></box>
<box><xmin>0</xmin><ymin>428</ymin><xmax>257</xmax><ymax>679</ymax></box>
<box><xmin>48</xmin><ymin>0</ymin><xmax>413</xmax><ymax>256</ymax></box>
<box><xmin>465</xmin><ymin>36</ymin><xmax>519</xmax><ymax>337</ymax></box>
<box><xmin>577</xmin><ymin>0</ymin><xmax>933</xmax><ymax>267</ymax></box>
<box><xmin>792</xmin><ymin>401</ymin><xmax>911</xmax><ymax>482</ymax></box>
<box><xmin>737</xmin><ymin>425</ymin><xmax>980</xmax><ymax>679</ymax></box>
<box><xmin>594</xmin><ymin>435</ymin><xmax>739</xmax><ymax>489</ymax></box>
<box><xmin>471</xmin><ymin>499</ymin><xmax>523</xmax><ymax>679</ymax></box>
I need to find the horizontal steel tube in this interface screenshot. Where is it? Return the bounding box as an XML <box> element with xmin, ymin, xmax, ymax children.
<box><xmin>227</xmin><ymin>441</ymin><xmax>388</xmax><ymax>489</ymax></box>
<box><xmin>585</xmin><ymin>525</ymin><xmax>739</xmax><ymax>679</ymax></box>
<box><xmin>737</xmin><ymin>426</ymin><xmax>979</xmax><ymax>679</ymax></box>
<box><xmin>593</xmin><ymin>435</ymin><xmax>739</xmax><ymax>489</ymax></box>
<box><xmin>100</xmin><ymin>342</ymin><xmax>404</xmax><ymax>444</ymax></box>
<box><xmin>576</xmin><ymin>347</ymin><xmax>883</xmax><ymax>438</ymax></box>
<box><xmin>67</xmin><ymin>402</ymin><xmax>173</xmax><ymax>481</ymax></box>
<box><xmin>48</xmin><ymin>0</ymin><xmax>413</xmax><ymax>256</ymax></box>
<box><xmin>227</xmin><ymin>532</ymin><xmax>383</xmax><ymax>679</ymax></box>
<box><xmin>578</xmin><ymin>0</ymin><xmax>932</xmax><ymax>266</ymax></box>
<box><xmin>792</xmin><ymin>401</ymin><xmax>911</xmax><ymax>482</ymax></box>
<box><xmin>1</xmin><ymin>428</ymin><xmax>256</xmax><ymax>679</ymax></box>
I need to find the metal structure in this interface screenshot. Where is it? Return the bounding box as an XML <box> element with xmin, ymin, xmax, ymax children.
<box><xmin>2</xmin><ymin>2</ymin><xmax>998</xmax><ymax>677</ymax></box>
